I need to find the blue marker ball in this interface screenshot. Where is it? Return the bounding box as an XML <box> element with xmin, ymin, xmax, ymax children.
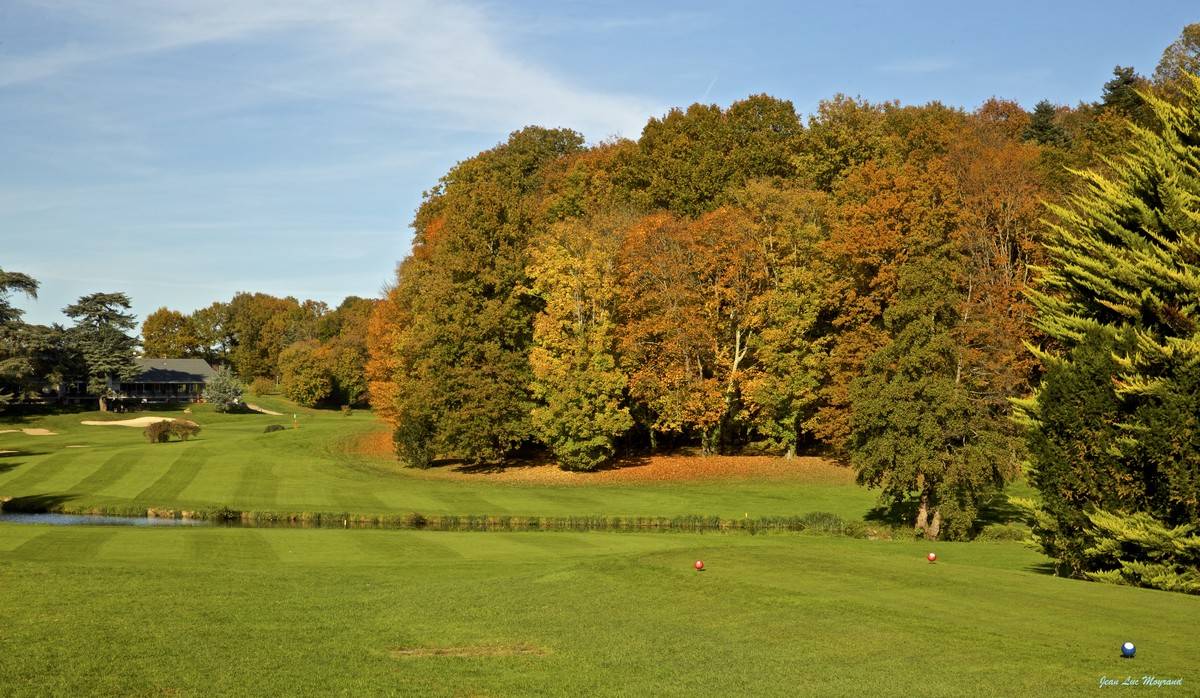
<box><xmin>1121</xmin><ymin>642</ymin><xmax>1135</xmax><ymax>658</ymax></box>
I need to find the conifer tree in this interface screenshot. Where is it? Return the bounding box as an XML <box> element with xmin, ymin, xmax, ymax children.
<box><xmin>64</xmin><ymin>292</ymin><xmax>139</xmax><ymax>411</ymax></box>
<box><xmin>1020</xmin><ymin>73</ymin><xmax>1200</xmax><ymax>588</ymax></box>
<box><xmin>1022</xmin><ymin>100</ymin><xmax>1069</xmax><ymax>148</ymax></box>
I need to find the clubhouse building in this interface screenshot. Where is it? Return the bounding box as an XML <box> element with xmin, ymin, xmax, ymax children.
<box><xmin>62</xmin><ymin>358</ymin><xmax>217</xmax><ymax>405</ymax></box>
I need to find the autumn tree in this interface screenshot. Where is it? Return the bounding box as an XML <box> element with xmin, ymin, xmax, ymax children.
<box><xmin>141</xmin><ymin>307</ymin><xmax>202</xmax><ymax>358</ymax></box>
<box><xmin>617</xmin><ymin>208</ymin><xmax>771</xmax><ymax>452</ymax></box>
<box><xmin>225</xmin><ymin>293</ymin><xmax>308</xmax><ymax>379</ymax></box>
<box><xmin>278</xmin><ymin>340</ymin><xmax>333</xmax><ymax>407</ymax></box>
<box><xmin>527</xmin><ymin>215</ymin><xmax>633</xmax><ymax>470</ymax></box>
<box><xmin>380</xmin><ymin>127</ymin><xmax>586</xmax><ymax>466</ymax></box>
<box><xmin>1153</xmin><ymin>23</ymin><xmax>1200</xmax><ymax>94</ymax></box>
<box><xmin>734</xmin><ymin>182</ymin><xmax>831</xmax><ymax>456</ymax></box>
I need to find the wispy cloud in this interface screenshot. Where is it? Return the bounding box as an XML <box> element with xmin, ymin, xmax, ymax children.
<box><xmin>877</xmin><ymin>57</ymin><xmax>957</xmax><ymax>74</ymax></box>
<box><xmin>1</xmin><ymin>0</ymin><xmax>659</xmax><ymax>139</ymax></box>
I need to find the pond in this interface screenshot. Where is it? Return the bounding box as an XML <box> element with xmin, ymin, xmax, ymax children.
<box><xmin>0</xmin><ymin>512</ymin><xmax>212</xmax><ymax>527</ymax></box>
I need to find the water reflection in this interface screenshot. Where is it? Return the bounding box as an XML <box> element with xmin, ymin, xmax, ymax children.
<box><xmin>0</xmin><ymin>512</ymin><xmax>211</xmax><ymax>527</ymax></box>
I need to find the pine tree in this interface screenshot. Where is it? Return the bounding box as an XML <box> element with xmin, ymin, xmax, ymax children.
<box><xmin>1022</xmin><ymin>100</ymin><xmax>1070</xmax><ymax>148</ymax></box>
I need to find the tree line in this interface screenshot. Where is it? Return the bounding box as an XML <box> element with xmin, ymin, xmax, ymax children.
<box><xmin>0</xmin><ymin>284</ymin><xmax>375</xmax><ymax>410</ymax></box>
<box><xmin>366</xmin><ymin>24</ymin><xmax>1200</xmax><ymax>572</ymax></box>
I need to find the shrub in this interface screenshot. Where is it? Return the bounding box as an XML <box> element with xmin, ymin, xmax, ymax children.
<box><xmin>144</xmin><ymin>421</ymin><xmax>173</xmax><ymax>443</ymax></box>
<box><xmin>204</xmin><ymin>366</ymin><xmax>245</xmax><ymax>413</ymax></box>
<box><xmin>250</xmin><ymin>377</ymin><xmax>277</xmax><ymax>396</ymax></box>
<box><xmin>976</xmin><ymin>523</ymin><xmax>1029</xmax><ymax>542</ymax></box>
<box><xmin>264</xmin><ymin>424</ymin><xmax>286</xmax><ymax>434</ymax></box>
<box><xmin>341</xmin><ymin>405</ymin><xmax>353</xmax><ymax>417</ymax></box>
<box><xmin>170</xmin><ymin>419</ymin><xmax>201</xmax><ymax>442</ymax></box>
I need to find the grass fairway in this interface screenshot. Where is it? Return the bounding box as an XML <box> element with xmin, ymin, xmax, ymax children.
<box><xmin>1</xmin><ymin>524</ymin><xmax>1197</xmax><ymax>697</ymax></box>
<box><xmin>0</xmin><ymin>398</ymin><xmax>877</xmax><ymax>521</ymax></box>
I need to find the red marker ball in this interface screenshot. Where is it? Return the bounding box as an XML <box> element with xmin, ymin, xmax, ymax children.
<box><xmin>927</xmin><ymin>552</ymin><xmax>937</xmax><ymax>563</ymax></box>
<box><xmin>694</xmin><ymin>560</ymin><xmax>705</xmax><ymax>571</ymax></box>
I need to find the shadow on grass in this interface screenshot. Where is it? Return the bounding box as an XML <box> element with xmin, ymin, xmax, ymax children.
<box><xmin>0</xmin><ymin>450</ymin><xmax>51</xmax><ymax>475</ymax></box>
<box><xmin>865</xmin><ymin>492</ymin><xmax>1029</xmax><ymax>529</ymax></box>
<box><xmin>1025</xmin><ymin>561</ymin><xmax>1060</xmax><ymax>576</ymax></box>
<box><xmin>440</xmin><ymin>453</ymin><xmax>654</xmax><ymax>476</ymax></box>
<box><xmin>0</xmin><ymin>493</ymin><xmax>76</xmax><ymax>513</ymax></box>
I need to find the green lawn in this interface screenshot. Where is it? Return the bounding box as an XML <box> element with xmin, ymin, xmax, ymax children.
<box><xmin>0</xmin><ymin>524</ymin><xmax>1196</xmax><ymax>696</ymax></box>
<box><xmin>0</xmin><ymin>398</ymin><xmax>877</xmax><ymax>521</ymax></box>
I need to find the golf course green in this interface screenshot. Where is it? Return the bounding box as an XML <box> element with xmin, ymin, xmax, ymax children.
<box><xmin>1</xmin><ymin>400</ymin><xmax>1196</xmax><ymax>696</ymax></box>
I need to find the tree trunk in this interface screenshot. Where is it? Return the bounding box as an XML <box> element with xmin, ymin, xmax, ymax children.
<box><xmin>785</xmin><ymin>444</ymin><xmax>795</xmax><ymax>460</ymax></box>
<box><xmin>915</xmin><ymin>491</ymin><xmax>930</xmax><ymax>535</ymax></box>
<box><xmin>927</xmin><ymin>509</ymin><xmax>943</xmax><ymax>540</ymax></box>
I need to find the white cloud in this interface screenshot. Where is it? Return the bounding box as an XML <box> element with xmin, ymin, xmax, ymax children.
<box><xmin>2</xmin><ymin>0</ymin><xmax>659</xmax><ymax>139</ymax></box>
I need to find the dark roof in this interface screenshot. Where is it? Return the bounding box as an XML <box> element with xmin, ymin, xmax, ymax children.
<box><xmin>130</xmin><ymin>358</ymin><xmax>217</xmax><ymax>383</ymax></box>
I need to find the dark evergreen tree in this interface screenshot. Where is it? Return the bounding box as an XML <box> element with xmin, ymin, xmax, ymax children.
<box><xmin>1022</xmin><ymin>100</ymin><xmax>1069</xmax><ymax>148</ymax></box>
<box><xmin>64</xmin><ymin>292</ymin><xmax>139</xmax><ymax>411</ymax></box>
<box><xmin>1100</xmin><ymin>66</ymin><xmax>1153</xmax><ymax>126</ymax></box>
<box><xmin>0</xmin><ymin>270</ymin><xmax>40</xmax><ymax>409</ymax></box>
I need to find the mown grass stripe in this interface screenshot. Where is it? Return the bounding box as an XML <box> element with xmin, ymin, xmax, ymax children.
<box><xmin>186</xmin><ymin>528</ymin><xmax>279</xmax><ymax>564</ymax></box>
<box><xmin>349</xmin><ymin>529</ymin><xmax>465</xmax><ymax>562</ymax></box>
<box><xmin>233</xmin><ymin>458</ymin><xmax>279</xmax><ymax>508</ymax></box>
<box><xmin>9</xmin><ymin>528</ymin><xmax>118</xmax><ymax>561</ymax></box>
<box><xmin>134</xmin><ymin>447</ymin><xmax>207</xmax><ymax>504</ymax></box>
<box><xmin>0</xmin><ymin>450</ymin><xmax>85</xmax><ymax>495</ymax></box>
<box><xmin>68</xmin><ymin>449</ymin><xmax>137</xmax><ymax>496</ymax></box>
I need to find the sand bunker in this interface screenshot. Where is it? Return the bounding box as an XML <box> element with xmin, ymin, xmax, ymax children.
<box><xmin>246</xmin><ymin>403</ymin><xmax>284</xmax><ymax>416</ymax></box>
<box><xmin>0</xmin><ymin>450</ymin><xmax>16</xmax><ymax>455</ymax></box>
<box><xmin>0</xmin><ymin>428</ymin><xmax>58</xmax><ymax>436</ymax></box>
<box><xmin>81</xmin><ymin>417</ymin><xmax>175</xmax><ymax>428</ymax></box>
<box><xmin>66</xmin><ymin>445</ymin><xmax>90</xmax><ymax>448</ymax></box>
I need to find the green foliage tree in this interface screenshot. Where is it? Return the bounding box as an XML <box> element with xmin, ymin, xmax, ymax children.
<box><xmin>1020</xmin><ymin>73</ymin><xmax>1200</xmax><ymax>589</ymax></box>
<box><xmin>734</xmin><ymin>182</ymin><xmax>831</xmax><ymax>457</ymax></box>
<box><xmin>1101</xmin><ymin>65</ymin><xmax>1153</xmax><ymax>126</ymax></box>
<box><xmin>63</xmin><ymin>292</ymin><xmax>139</xmax><ymax>411</ymax></box>
<box><xmin>385</xmin><ymin>127</ymin><xmax>586</xmax><ymax>466</ymax></box>
<box><xmin>203</xmin><ymin>366</ymin><xmax>244</xmax><ymax>413</ymax></box>
<box><xmin>631</xmin><ymin>95</ymin><xmax>801</xmax><ymax>216</ymax></box>
<box><xmin>528</xmin><ymin>216</ymin><xmax>633</xmax><ymax>470</ymax></box>
<box><xmin>850</xmin><ymin>250</ymin><xmax>1018</xmax><ymax>540</ymax></box>
<box><xmin>190</xmin><ymin>301</ymin><xmax>234</xmax><ymax>366</ymax></box>
<box><xmin>0</xmin><ymin>270</ymin><xmax>39</xmax><ymax>409</ymax></box>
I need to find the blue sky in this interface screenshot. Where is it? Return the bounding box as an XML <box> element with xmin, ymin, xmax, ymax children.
<box><xmin>2</xmin><ymin>0</ymin><xmax>1195</xmax><ymax>326</ymax></box>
